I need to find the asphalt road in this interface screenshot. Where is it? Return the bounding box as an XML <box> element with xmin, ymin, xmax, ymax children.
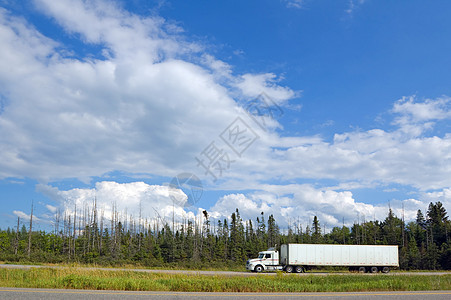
<box><xmin>0</xmin><ymin>288</ymin><xmax>450</xmax><ymax>300</ymax></box>
<box><xmin>1</xmin><ymin>264</ymin><xmax>451</xmax><ymax>276</ymax></box>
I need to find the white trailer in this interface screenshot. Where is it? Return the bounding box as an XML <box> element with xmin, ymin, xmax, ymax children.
<box><xmin>246</xmin><ymin>244</ymin><xmax>399</xmax><ymax>273</ymax></box>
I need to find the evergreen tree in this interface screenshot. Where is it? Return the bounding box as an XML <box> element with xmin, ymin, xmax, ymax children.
<box><xmin>382</xmin><ymin>208</ymin><xmax>403</xmax><ymax>245</ymax></box>
<box><xmin>1</xmin><ymin>203</ymin><xmax>450</xmax><ymax>270</ymax></box>
<box><xmin>407</xmin><ymin>235</ymin><xmax>421</xmax><ymax>269</ymax></box>
<box><xmin>267</xmin><ymin>214</ymin><xmax>280</xmax><ymax>247</ymax></box>
<box><xmin>230</xmin><ymin>209</ymin><xmax>245</xmax><ymax>262</ymax></box>
<box><xmin>427</xmin><ymin>202</ymin><xmax>448</xmax><ymax>245</ymax></box>
<box><xmin>312</xmin><ymin>216</ymin><xmax>322</xmax><ymax>244</ymax></box>
<box><xmin>414</xmin><ymin>210</ymin><xmax>427</xmax><ymax>248</ymax></box>
<box><xmin>327</xmin><ymin>226</ymin><xmax>350</xmax><ymax>244</ymax></box>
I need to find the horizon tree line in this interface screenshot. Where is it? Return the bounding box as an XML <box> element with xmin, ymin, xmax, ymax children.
<box><xmin>0</xmin><ymin>201</ymin><xmax>450</xmax><ymax>270</ymax></box>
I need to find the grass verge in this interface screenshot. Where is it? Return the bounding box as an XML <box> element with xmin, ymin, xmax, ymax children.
<box><xmin>0</xmin><ymin>268</ymin><xmax>450</xmax><ymax>292</ymax></box>
<box><xmin>1</xmin><ymin>260</ymin><xmax>245</xmax><ymax>272</ymax></box>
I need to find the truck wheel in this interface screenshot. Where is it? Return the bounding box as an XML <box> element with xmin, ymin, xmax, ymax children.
<box><xmin>254</xmin><ymin>265</ymin><xmax>263</xmax><ymax>273</ymax></box>
<box><xmin>285</xmin><ymin>265</ymin><xmax>294</xmax><ymax>273</ymax></box>
<box><xmin>370</xmin><ymin>267</ymin><xmax>378</xmax><ymax>273</ymax></box>
<box><xmin>381</xmin><ymin>267</ymin><xmax>390</xmax><ymax>273</ymax></box>
<box><xmin>358</xmin><ymin>266</ymin><xmax>366</xmax><ymax>273</ymax></box>
<box><xmin>295</xmin><ymin>266</ymin><xmax>304</xmax><ymax>273</ymax></box>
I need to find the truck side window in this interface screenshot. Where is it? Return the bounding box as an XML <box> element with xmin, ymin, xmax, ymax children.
<box><xmin>265</xmin><ymin>254</ymin><xmax>271</xmax><ymax>259</ymax></box>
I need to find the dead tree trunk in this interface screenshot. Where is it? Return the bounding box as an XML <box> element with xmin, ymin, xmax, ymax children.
<box><xmin>27</xmin><ymin>201</ymin><xmax>33</xmax><ymax>258</ymax></box>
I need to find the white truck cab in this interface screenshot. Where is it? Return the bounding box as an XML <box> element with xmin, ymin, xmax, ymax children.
<box><xmin>246</xmin><ymin>248</ymin><xmax>283</xmax><ymax>272</ymax></box>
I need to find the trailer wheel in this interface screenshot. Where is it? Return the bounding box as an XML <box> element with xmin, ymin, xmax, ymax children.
<box><xmin>254</xmin><ymin>265</ymin><xmax>263</xmax><ymax>273</ymax></box>
<box><xmin>381</xmin><ymin>267</ymin><xmax>390</xmax><ymax>273</ymax></box>
<box><xmin>285</xmin><ymin>265</ymin><xmax>294</xmax><ymax>273</ymax></box>
<box><xmin>295</xmin><ymin>266</ymin><xmax>304</xmax><ymax>273</ymax></box>
<box><xmin>370</xmin><ymin>266</ymin><xmax>378</xmax><ymax>273</ymax></box>
<box><xmin>358</xmin><ymin>266</ymin><xmax>366</xmax><ymax>273</ymax></box>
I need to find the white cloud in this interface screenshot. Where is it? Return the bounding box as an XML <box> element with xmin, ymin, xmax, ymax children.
<box><xmin>208</xmin><ymin>184</ymin><xmax>424</xmax><ymax>229</ymax></box>
<box><xmin>45</xmin><ymin>204</ymin><xmax>57</xmax><ymax>213</ymax></box>
<box><xmin>0</xmin><ymin>0</ymin><xmax>296</xmax><ymax>182</ymax></box>
<box><xmin>2</xmin><ymin>0</ymin><xmax>451</xmax><ymax>230</ymax></box>
<box><xmin>34</xmin><ymin>180</ymin><xmax>444</xmax><ymax>231</ymax></box>
<box><xmin>13</xmin><ymin>210</ymin><xmax>43</xmax><ymax>222</ymax></box>
<box><xmin>33</xmin><ymin>0</ymin><xmax>186</xmax><ymax>61</ymax></box>
<box><xmin>236</xmin><ymin>73</ymin><xmax>297</xmax><ymax>105</ymax></box>
<box><xmin>392</xmin><ymin>96</ymin><xmax>451</xmax><ymax>127</ymax></box>
<box><xmin>217</xmin><ymin>95</ymin><xmax>451</xmax><ymax>192</ymax></box>
<box><xmin>35</xmin><ymin>180</ymin><xmax>448</xmax><ymax>230</ymax></box>
<box><xmin>37</xmin><ymin>181</ymin><xmax>195</xmax><ymax>224</ymax></box>
<box><xmin>423</xmin><ymin>188</ymin><xmax>451</xmax><ymax>213</ymax></box>
<box><xmin>346</xmin><ymin>0</ymin><xmax>367</xmax><ymax>15</ymax></box>
<box><xmin>284</xmin><ymin>0</ymin><xmax>305</xmax><ymax>9</ymax></box>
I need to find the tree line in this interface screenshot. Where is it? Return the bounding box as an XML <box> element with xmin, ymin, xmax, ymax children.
<box><xmin>0</xmin><ymin>201</ymin><xmax>450</xmax><ymax>270</ymax></box>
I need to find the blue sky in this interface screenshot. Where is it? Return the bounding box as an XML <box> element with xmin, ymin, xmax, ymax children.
<box><xmin>1</xmin><ymin>0</ymin><xmax>451</xmax><ymax>232</ymax></box>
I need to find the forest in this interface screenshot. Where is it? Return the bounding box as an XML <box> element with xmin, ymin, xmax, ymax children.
<box><xmin>0</xmin><ymin>201</ymin><xmax>450</xmax><ymax>270</ymax></box>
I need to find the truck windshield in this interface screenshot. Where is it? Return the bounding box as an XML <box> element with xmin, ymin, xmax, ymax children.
<box><xmin>258</xmin><ymin>253</ymin><xmax>264</xmax><ymax>259</ymax></box>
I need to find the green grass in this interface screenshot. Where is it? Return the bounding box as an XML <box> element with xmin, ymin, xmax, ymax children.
<box><xmin>0</xmin><ymin>267</ymin><xmax>450</xmax><ymax>292</ymax></box>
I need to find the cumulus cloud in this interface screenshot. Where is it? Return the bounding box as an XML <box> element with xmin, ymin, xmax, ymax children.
<box><xmin>424</xmin><ymin>188</ymin><xmax>451</xmax><ymax>212</ymax></box>
<box><xmin>33</xmin><ymin>180</ymin><xmax>444</xmax><ymax>232</ymax></box>
<box><xmin>219</xmin><ymin>95</ymin><xmax>451</xmax><ymax>192</ymax></box>
<box><xmin>208</xmin><ymin>184</ymin><xmax>424</xmax><ymax>229</ymax></box>
<box><xmin>236</xmin><ymin>73</ymin><xmax>297</xmax><ymax>104</ymax></box>
<box><xmin>3</xmin><ymin>0</ymin><xmax>451</xmax><ymax>231</ymax></box>
<box><xmin>0</xmin><ymin>0</ymin><xmax>296</xmax><ymax>182</ymax></box>
<box><xmin>37</xmin><ymin>181</ymin><xmax>195</xmax><ymax>224</ymax></box>
<box><xmin>33</xmin><ymin>0</ymin><xmax>185</xmax><ymax>61</ymax></box>
<box><xmin>34</xmin><ymin>180</ymin><xmax>444</xmax><ymax>230</ymax></box>
<box><xmin>392</xmin><ymin>96</ymin><xmax>451</xmax><ymax>136</ymax></box>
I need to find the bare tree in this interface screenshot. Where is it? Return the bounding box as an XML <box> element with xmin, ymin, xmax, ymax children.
<box><xmin>27</xmin><ymin>200</ymin><xmax>33</xmax><ymax>258</ymax></box>
<box><xmin>99</xmin><ymin>208</ymin><xmax>104</xmax><ymax>254</ymax></box>
<box><xmin>14</xmin><ymin>217</ymin><xmax>19</xmax><ymax>255</ymax></box>
<box><xmin>73</xmin><ymin>203</ymin><xmax>77</xmax><ymax>257</ymax></box>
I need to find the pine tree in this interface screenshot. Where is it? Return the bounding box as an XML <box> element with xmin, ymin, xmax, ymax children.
<box><xmin>427</xmin><ymin>202</ymin><xmax>448</xmax><ymax>245</ymax></box>
<box><xmin>267</xmin><ymin>215</ymin><xmax>279</xmax><ymax>247</ymax></box>
<box><xmin>407</xmin><ymin>235</ymin><xmax>421</xmax><ymax>269</ymax></box>
<box><xmin>382</xmin><ymin>208</ymin><xmax>403</xmax><ymax>245</ymax></box>
<box><xmin>1</xmin><ymin>202</ymin><xmax>449</xmax><ymax>270</ymax></box>
<box><xmin>230</xmin><ymin>209</ymin><xmax>245</xmax><ymax>262</ymax></box>
<box><xmin>312</xmin><ymin>216</ymin><xmax>322</xmax><ymax>244</ymax></box>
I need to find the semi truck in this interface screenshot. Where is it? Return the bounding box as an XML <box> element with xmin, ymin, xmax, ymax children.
<box><xmin>246</xmin><ymin>244</ymin><xmax>399</xmax><ymax>273</ymax></box>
